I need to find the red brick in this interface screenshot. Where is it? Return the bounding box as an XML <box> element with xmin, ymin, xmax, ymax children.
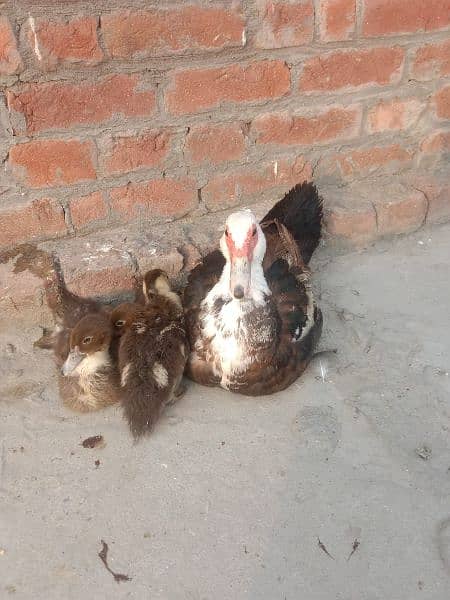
<box><xmin>101</xmin><ymin>6</ymin><xmax>244</xmax><ymax>58</ymax></box>
<box><xmin>137</xmin><ymin>248</ymin><xmax>184</xmax><ymax>282</ymax></box>
<box><xmin>67</xmin><ymin>265</ymin><xmax>134</xmax><ymax>298</ymax></box>
<box><xmin>427</xmin><ymin>186</ymin><xmax>450</xmax><ymax>225</ymax></box>
<box><xmin>412</xmin><ymin>40</ymin><xmax>450</xmax><ymax>81</ymax></box>
<box><xmin>319</xmin><ymin>0</ymin><xmax>355</xmax><ymax>42</ymax></box>
<box><xmin>418</xmin><ymin>129</ymin><xmax>450</xmax><ymax>169</ymax></box>
<box><xmin>0</xmin><ymin>197</ymin><xmax>66</xmax><ymax>249</ymax></box>
<box><xmin>0</xmin><ymin>263</ymin><xmax>45</xmax><ymax>318</ymax></box>
<box><xmin>7</xmin><ymin>74</ymin><xmax>156</xmax><ymax>134</ymax></box>
<box><xmin>362</xmin><ymin>0</ymin><xmax>450</xmax><ymax>37</ymax></box>
<box><xmin>434</xmin><ymin>86</ymin><xmax>450</xmax><ymax>120</ymax></box>
<box><xmin>202</xmin><ymin>156</ymin><xmax>312</xmax><ymax>211</ymax></box>
<box><xmin>53</xmin><ymin>227</ymin><xmax>184</xmax><ymax>299</ymax></box>
<box><xmin>299</xmin><ymin>47</ymin><xmax>404</xmax><ymax>93</ymax></box>
<box><xmin>252</xmin><ymin>105</ymin><xmax>361</xmax><ymax>146</ymax></box>
<box><xmin>57</xmin><ymin>238</ymin><xmax>136</xmax><ymax>298</ymax></box>
<box><xmin>336</xmin><ymin>144</ymin><xmax>413</xmax><ymax>178</ymax></box>
<box><xmin>373</xmin><ymin>186</ymin><xmax>427</xmax><ymax>235</ymax></box>
<box><xmin>366</xmin><ymin>98</ymin><xmax>423</xmax><ymax>133</ymax></box>
<box><xmin>420</xmin><ymin>130</ymin><xmax>450</xmax><ymax>154</ymax></box>
<box><xmin>26</xmin><ymin>16</ymin><xmax>102</xmax><ymax>69</ymax></box>
<box><xmin>324</xmin><ymin>199</ymin><xmax>377</xmax><ymax>246</ymax></box>
<box><xmin>102</xmin><ymin>130</ymin><xmax>170</xmax><ymax>175</ymax></box>
<box><xmin>185</xmin><ymin>123</ymin><xmax>245</xmax><ymax>165</ymax></box>
<box><xmin>255</xmin><ymin>1</ymin><xmax>313</xmax><ymax>49</ymax></box>
<box><xmin>411</xmin><ymin>175</ymin><xmax>450</xmax><ymax>225</ymax></box>
<box><xmin>0</xmin><ymin>16</ymin><xmax>22</xmax><ymax>75</ymax></box>
<box><xmin>165</xmin><ymin>60</ymin><xmax>290</xmax><ymax>115</ymax></box>
<box><xmin>110</xmin><ymin>178</ymin><xmax>198</xmax><ymax>222</ymax></box>
<box><xmin>130</xmin><ymin>232</ymin><xmax>185</xmax><ymax>280</ymax></box>
<box><xmin>9</xmin><ymin>139</ymin><xmax>96</xmax><ymax>188</ymax></box>
<box><xmin>69</xmin><ymin>192</ymin><xmax>108</xmax><ymax>229</ymax></box>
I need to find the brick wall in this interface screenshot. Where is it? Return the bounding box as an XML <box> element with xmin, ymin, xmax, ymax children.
<box><xmin>0</xmin><ymin>1</ymin><xmax>449</xmax><ymax>272</ymax></box>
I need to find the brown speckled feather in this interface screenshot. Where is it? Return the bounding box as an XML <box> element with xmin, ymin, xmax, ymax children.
<box><xmin>183</xmin><ymin>250</ymin><xmax>224</xmax><ymax>386</ymax></box>
<box><xmin>230</xmin><ymin>261</ymin><xmax>322</xmax><ymax>395</ymax></box>
<box><xmin>116</xmin><ymin>294</ymin><xmax>188</xmax><ymax>438</ymax></box>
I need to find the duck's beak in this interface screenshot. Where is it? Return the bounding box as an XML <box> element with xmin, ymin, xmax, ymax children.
<box><xmin>61</xmin><ymin>347</ymin><xmax>85</xmax><ymax>376</ymax></box>
<box><xmin>230</xmin><ymin>256</ymin><xmax>251</xmax><ymax>300</ymax></box>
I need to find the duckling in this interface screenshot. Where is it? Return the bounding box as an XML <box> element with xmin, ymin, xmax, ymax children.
<box><xmin>111</xmin><ymin>272</ymin><xmax>187</xmax><ymax>438</ymax></box>
<box><xmin>35</xmin><ymin>253</ymin><xmax>105</xmax><ymax>367</ymax></box>
<box><xmin>142</xmin><ymin>268</ymin><xmax>183</xmax><ymax>311</ymax></box>
<box><xmin>60</xmin><ymin>313</ymin><xmax>120</xmax><ymax>412</ymax></box>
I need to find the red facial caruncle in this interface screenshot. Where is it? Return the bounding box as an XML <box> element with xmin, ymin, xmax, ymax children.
<box><xmin>225</xmin><ymin>225</ymin><xmax>258</xmax><ymax>260</ymax></box>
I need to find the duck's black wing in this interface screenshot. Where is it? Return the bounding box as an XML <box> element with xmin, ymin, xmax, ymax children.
<box><xmin>261</xmin><ymin>181</ymin><xmax>323</xmax><ymax>265</ymax></box>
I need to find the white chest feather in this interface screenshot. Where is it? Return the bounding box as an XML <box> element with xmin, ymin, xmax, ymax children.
<box><xmin>198</xmin><ymin>254</ymin><xmax>273</xmax><ymax>386</ymax></box>
<box><xmin>200</xmin><ymin>296</ymin><xmax>274</xmax><ymax>387</ymax></box>
<box><xmin>204</xmin><ymin>300</ymin><xmax>249</xmax><ymax>381</ymax></box>
<box><xmin>74</xmin><ymin>350</ymin><xmax>111</xmax><ymax>382</ymax></box>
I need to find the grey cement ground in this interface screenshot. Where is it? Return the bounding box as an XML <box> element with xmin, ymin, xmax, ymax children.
<box><xmin>1</xmin><ymin>224</ymin><xmax>450</xmax><ymax>600</ymax></box>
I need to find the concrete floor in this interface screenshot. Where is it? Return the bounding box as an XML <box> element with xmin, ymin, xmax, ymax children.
<box><xmin>1</xmin><ymin>223</ymin><xmax>450</xmax><ymax>600</ymax></box>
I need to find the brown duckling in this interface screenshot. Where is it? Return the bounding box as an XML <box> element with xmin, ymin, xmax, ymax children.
<box><xmin>60</xmin><ymin>313</ymin><xmax>120</xmax><ymax>412</ymax></box>
<box><xmin>111</xmin><ymin>272</ymin><xmax>187</xmax><ymax>438</ymax></box>
<box><xmin>35</xmin><ymin>253</ymin><xmax>106</xmax><ymax>367</ymax></box>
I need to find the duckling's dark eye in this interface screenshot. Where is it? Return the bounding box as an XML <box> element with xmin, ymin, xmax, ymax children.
<box><xmin>115</xmin><ymin>319</ymin><xmax>125</xmax><ymax>327</ymax></box>
<box><xmin>82</xmin><ymin>336</ymin><xmax>93</xmax><ymax>345</ymax></box>
<box><xmin>225</xmin><ymin>228</ymin><xmax>230</xmax><ymax>238</ymax></box>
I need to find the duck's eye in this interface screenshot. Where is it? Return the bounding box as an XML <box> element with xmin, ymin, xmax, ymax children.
<box><xmin>252</xmin><ymin>227</ymin><xmax>257</xmax><ymax>237</ymax></box>
<box><xmin>82</xmin><ymin>336</ymin><xmax>93</xmax><ymax>345</ymax></box>
<box><xmin>225</xmin><ymin>229</ymin><xmax>230</xmax><ymax>238</ymax></box>
<box><xmin>115</xmin><ymin>319</ymin><xmax>125</xmax><ymax>327</ymax></box>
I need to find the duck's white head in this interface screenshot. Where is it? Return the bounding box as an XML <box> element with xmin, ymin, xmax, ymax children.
<box><xmin>219</xmin><ymin>209</ymin><xmax>268</xmax><ymax>302</ymax></box>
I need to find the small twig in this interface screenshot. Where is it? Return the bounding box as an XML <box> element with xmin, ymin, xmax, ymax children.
<box><xmin>98</xmin><ymin>540</ymin><xmax>131</xmax><ymax>583</ymax></box>
<box><xmin>313</xmin><ymin>349</ymin><xmax>338</xmax><ymax>357</ymax></box>
<box><xmin>347</xmin><ymin>539</ymin><xmax>360</xmax><ymax>561</ymax></box>
<box><xmin>317</xmin><ymin>537</ymin><xmax>334</xmax><ymax>559</ymax></box>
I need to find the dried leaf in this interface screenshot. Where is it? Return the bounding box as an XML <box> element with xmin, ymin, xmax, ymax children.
<box><xmin>82</xmin><ymin>435</ymin><xmax>105</xmax><ymax>449</ymax></box>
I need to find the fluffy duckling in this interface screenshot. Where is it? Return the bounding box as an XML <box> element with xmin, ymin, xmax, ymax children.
<box><xmin>33</xmin><ymin>253</ymin><xmax>118</xmax><ymax>412</ymax></box>
<box><xmin>60</xmin><ymin>313</ymin><xmax>120</xmax><ymax>412</ymax></box>
<box><xmin>35</xmin><ymin>253</ymin><xmax>105</xmax><ymax>367</ymax></box>
<box><xmin>142</xmin><ymin>268</ymin><xmax>183</xmax><ymax>311</ymax></box>
<box><xmin>111</xmin><ymin>271</ymin><xmax>187</xmax><ymax>438</ymax></box>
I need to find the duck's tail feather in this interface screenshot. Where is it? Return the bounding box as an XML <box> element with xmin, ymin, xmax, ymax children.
<box><xmin>120</xmin><ymin>371</ymin><xmax>169</xmax><ymax>439</ymax></box>
<box><xmin>33</xmin><ymin>327</ymin><xmax>55</xmax><ymax>349</ymax></box>
<box><xmin>44</xmin><ymin>253</ymin><xmax>99</xmax><ymax>327</ymax></box>
<box><xmin>44</xmin><ymin>254</ymin><xmax>68</xmax><ymax>322</ymax></box>
<box><xmin>122</xmin><ymin>389</ymin><xmax>161</xmax><ymax>439</ymax></box>
<box><xmin>261</xmin><ymin>181</ymin><xmax>323</xmax><ymax>265</ymax></box>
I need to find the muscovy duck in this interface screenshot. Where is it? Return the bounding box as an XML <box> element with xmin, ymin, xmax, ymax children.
<box><xmin>183</xmin><ymin>182</ymin><xmax>323</xmax><ymax>396</ymax></box>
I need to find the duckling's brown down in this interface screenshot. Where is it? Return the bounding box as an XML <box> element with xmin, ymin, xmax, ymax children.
<box><xmin>112</xmin><ymin>271</ymin><xmax>188</xmax><ymax>438</ymax></box>
<box><xmin>60</xmin><ymin>313</ymin><xmax>120</xmax><ymax>412</ymax></box>
<box><xmin>35</xmin><ymin>254</ymin><xmax>105</xmax><ymax>367</ymax></box>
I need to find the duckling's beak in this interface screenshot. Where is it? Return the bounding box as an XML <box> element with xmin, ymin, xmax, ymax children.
<box><xmin>61</xmin><ymin>347</ymin><xmax>85</xmax><ymax>376</ymax></box>
<box><xmin>230</xmin><ymin>257</ymin><xmax>251</xmax><ymax>300</ymax></box>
